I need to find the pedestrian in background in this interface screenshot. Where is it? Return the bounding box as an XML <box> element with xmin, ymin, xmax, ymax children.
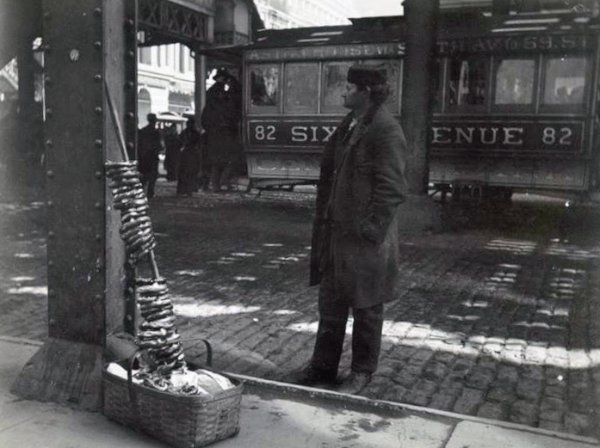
<box><xmin>176</xmin><ymin>117</ymin><xmax>201</xmax><ymax>196</ymax></box>
<box><xmin>163</xmin><ymin>123</ymin><xmax>181</xmax><ymax>182</ymax></box>
<box><xmin>201</xmin><ymin>68</ymin><xmax>241</xmax><ymax>193</ymax></box>
<box><xmin>137</xmin><ymin>113</ymin><xmax>163</xmax><ymax>199</ymax></box>
<box><xmin>297</xmin><ymin>64</ymin><xmax>408</xmax><ymax>394</ymax></box>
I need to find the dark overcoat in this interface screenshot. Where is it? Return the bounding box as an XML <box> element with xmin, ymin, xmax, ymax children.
<box><xmin>201</xmin><ymin>83</ymin><xmax>241</xmax><ymax>166</ymax></box>
<box><xmin>309</xmin><ymin>104</ymin><xmax>408</xmax><ymax>309</ymax></box>
<box><xmin>137</xmin><ymin>125</ymin><xmax>162</xmax><ymax>176</ymax></box>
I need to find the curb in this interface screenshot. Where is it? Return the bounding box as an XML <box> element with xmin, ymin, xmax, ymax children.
<box><xmin>226</xmin><ymin>371</ymin><xmax>600</xmax><ymax>447</ymax></box>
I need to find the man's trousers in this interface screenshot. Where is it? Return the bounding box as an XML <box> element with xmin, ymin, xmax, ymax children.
<box><xmin>310</xmin><ymin>271</ymin><xmax>384</xmax><ymax>375</ymax></box>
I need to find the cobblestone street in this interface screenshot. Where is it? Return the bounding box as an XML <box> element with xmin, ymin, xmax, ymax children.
<box><xmin>1</xmin><ymin>180</ymin><xmax>599</xmax><ymax>438</ymax></box>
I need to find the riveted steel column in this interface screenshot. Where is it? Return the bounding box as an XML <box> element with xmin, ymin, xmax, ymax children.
<box><xmin>11</xmin><ymin>0</ymin><xmax>133</xmax><ymax>411</ymax></box>
<box><xmin>401</xmin><ymin>0</ymin><xmax>439</xmax><ymax>195</ymax></box>
<box><xmin>103</xmin><ymin>0</ymin><xmax>138</xmax><ymax>337</ymax></box>
<box><xmin>397</xmin><ymin>0</ymin><xmax>441</xmax><ymax>233</ymax></box>
<box><xmin>123</xmin><ymin>0</ymin><xmax>139</xmax><ymax>336</ymax></box>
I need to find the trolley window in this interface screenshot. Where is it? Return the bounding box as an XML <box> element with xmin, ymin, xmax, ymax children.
<box><xmin>365</xmin><ymin>59</ymin><xmax>402</xmax><ymax>114</ymax></box>
<box><xmin>446</xmin><ymin>56</ymin><xmax>490</xmax><ymax>113</ymax></box>
<box><xmin>542</xmin><ymin>56</ymin><xmax>588</xmax><ymax>111</ymax></box>
<box><xmin>249</xmin><ymin>64</ymin><xmax>280</xmax><ymax>114</ymax></box>
<box><xmin>321</xmin><ymin>61</ymin><xmax>354</xmax><ymax>114</ymax></box>
<box><xmin>284</xmin><ymin>62</ymin><xmax>319</xmax><ymax>114</ymax></box>
<box><xmin>493</xmin><ymin>58</ymin><xmax>536</xmax><ymax>110</ymax></box>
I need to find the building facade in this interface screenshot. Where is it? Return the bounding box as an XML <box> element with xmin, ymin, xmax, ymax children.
<box><xmin>254</xmin><ymin>0</ymin><xmax>356</xmax><ymax>28</ymax></box>
<box><xmin>137</xmin><ymin>43</ymin><xmax>197</xmax><ymax>124</ymax></box>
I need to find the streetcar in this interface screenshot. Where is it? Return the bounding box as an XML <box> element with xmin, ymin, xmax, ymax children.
<box><xmin>210</xmin><ymin>7</ymin><xmax>600</xmax><ymax>198</ymax></box>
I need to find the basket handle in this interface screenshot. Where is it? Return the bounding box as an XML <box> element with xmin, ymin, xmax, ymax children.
<box><xmin>127</xmin><ymin>350</ymin><xmax>144</xmax><ymax>404</ymax></box>
<box><xmin>181</xmin><ymin>337</ymin><xmax>213</xmax><ymax>367</ymax></box>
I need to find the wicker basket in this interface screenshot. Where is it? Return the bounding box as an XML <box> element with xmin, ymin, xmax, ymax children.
<box><xmin>103</xmin><ymin>350</ymin><xmax>243</xmax><ymax>448</ymax></box>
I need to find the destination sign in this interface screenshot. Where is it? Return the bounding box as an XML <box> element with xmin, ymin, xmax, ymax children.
<box><xmin>245</xmin><ymin>43</ymin><xmax>405</xmax><ymax>62</ymax></box>
<box><xmin>431</xmin><ymin>121</ymin><xmax>584</xmax><ymax>152</ymax></box>
<box><xmin>437</xmin><ymin>34</ymin><xmax>589</xmax><ymax>55</ymax></box>
<box><xmin>247</xmin><ymin>120</ymin><xmax>340</xmax><ymax>146</ymax></box>
<box><xmin>247</xmin><ymin>119</ymin><xmax>584</xmax><ymax>153</ymax></box>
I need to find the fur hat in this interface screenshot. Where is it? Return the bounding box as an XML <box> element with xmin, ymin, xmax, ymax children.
<box><xmin>347</xmin><ymin>64</ymin><xmax>387</xmax><ymax>87</ymax></box>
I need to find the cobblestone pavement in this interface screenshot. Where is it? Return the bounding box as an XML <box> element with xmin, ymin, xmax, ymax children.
<box><xmin>1</xmin><ymin>179</ymin><xmax>599</xmax><ymax>438</ymax></box>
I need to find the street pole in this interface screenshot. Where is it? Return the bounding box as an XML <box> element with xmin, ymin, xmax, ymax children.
<box><xmin>399</xmin><ymin>0</ymin><xmax>440</xmax><ymax>232</ymax></box>
<box><xmin>194</xmin><ymin>51</ymin><xmax>207</xmax><ymax>129</ymax></box>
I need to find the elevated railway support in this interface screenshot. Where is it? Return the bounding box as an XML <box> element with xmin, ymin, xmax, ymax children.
<box><xmin>11</xmin><ymin>0</ymin><xmax>136</xmax><ymax>410</ymax></box>
<box><xmin>400</xmin><ymin>0</ymin><xmax>442</xmax><ymax>231</ymax></box>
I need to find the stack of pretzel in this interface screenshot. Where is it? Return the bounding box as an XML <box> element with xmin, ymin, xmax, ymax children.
<box><xmin>105</xmin><ymin>161</ymin><xmax>156</xmax><ymax>264</ymax></box>
<box><xmin>105</xmin><ymin>160</ymin><xmax>185</xmax><ymax>376</ymax></box>
<box><xmin>136</xmin><ymin>278</ymin><xmax>186</xmax><ymax>372</ymax></box>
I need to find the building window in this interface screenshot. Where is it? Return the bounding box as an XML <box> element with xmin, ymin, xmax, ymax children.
<box><xmin>186</xmin><ymin>47</ymin><xmax>193</xmax><ymax>72</ymax></box>
<box><xmin>166</xmin><ymin>45</ymin><xmax>173</xmax><ymax>70</ymax></box>
<box><xmin>138</xmin><ymin>88</ymin><xmax>152</xmax><ymax>127</ymax></box>
<box><xmin>179</xmin><ymin>45</ymin><xmax>185</xmax><ymax>73</ymax></box>
<box><xmin>154</xmin><ymin>47</ymin><xmax>161</xmax><ymax>67</ymax></box>
<box><xmin>139</xmin><ymin>46</ymin><xmax>152</xmax><ymax>65</ymax></box>
<box><xmin>284</xmin><ymin>63</ymin><xmax>319</xmax><ymax>114</ymax></box>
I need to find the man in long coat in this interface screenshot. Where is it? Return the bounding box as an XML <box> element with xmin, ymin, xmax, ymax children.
<box><xmin>201</xmin><ymin>69</ymin><xmax>241</xmax><ymax>192</ymax></box>
<box><xmin>137</xmin><ymin>113</ymin><xmax>163</xmax><ymax>199</ymax></box>
<box><xmin>298</xmin><ymin>64</ymin><xmax>408</xmax><ymax>394</ymax></box>
<box><xmin>176</xmin><ymin>117</ymin><xmax>202</xmax><ymax>196</ymax></box>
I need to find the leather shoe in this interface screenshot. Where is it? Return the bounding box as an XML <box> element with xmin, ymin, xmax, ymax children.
<box><xmin>337</xmin><ymin>371</ymin><xmax>371</xmax><ymax>394</ymax></box>
<box><xmin>293</xmin><ymin>365</ymin><xmax>337</xmax><ymax>387</ymax></box>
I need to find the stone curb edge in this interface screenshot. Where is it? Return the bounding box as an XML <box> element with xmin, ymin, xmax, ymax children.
<box><xmin>225</xmin><ymin>371</ymin><xmax>600</xmax><ymax>447</ymax></box>
<box><xmin>3</xmin><ymin>336</ymin><xmax>597</xmax><ymax>446</ymax></box>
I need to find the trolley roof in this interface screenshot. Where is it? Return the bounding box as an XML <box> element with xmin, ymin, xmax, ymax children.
<box><xmin>244</xmin><ymin>11</ymin><xmax>598</xmax><ymax>51</ymax></box>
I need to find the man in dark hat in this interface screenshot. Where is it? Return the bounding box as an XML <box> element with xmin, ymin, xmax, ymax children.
<box><xmin>297</xmin><ymin>64</ymin><xmax>408</xmax><ymax>394</ymax></box>
<box><xmin>202</xmin><ymin>68</ymin><xmax>242</xmax><ymax>192</ymax></box>
<box><xmin>137</xmin><ymin>113</ymin><xmax>163</xmax><ymax>199</ymax></box>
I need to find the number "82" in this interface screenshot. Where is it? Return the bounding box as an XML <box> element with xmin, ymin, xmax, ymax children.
<box><xmin>542</xmin><ymin>127</ymin><xmax>573</xmax><ymax>146</ymax></box>
<box><xmin>254</xmin><ymin>125</ymin><xmax>276</xmax><ymax>141</ymax></box>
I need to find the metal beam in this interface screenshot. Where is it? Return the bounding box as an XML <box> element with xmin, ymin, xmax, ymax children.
<box><xmin>401</xmin><ymin>0</ymin><xmax>439</xmax><ymax>195</ymax></box>
<box><xmin>138</xmin><ymin>0</ymin><xmax>212</xmax><ymax>47</ymax></box>
<box><xmin>397</xmin><ymin>0</ymin><xmax>442</xmax><ymax>233</ymax></box>
<box><xmin>11</xmin><ymin>0</ymin><xmax>134</xmax><ymax>410</ymax></box>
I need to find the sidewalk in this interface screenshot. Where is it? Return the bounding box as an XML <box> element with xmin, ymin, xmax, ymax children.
<box><xmin>1</xmin><ymin>337</ymin><xmax>597</xmax><ymax>448</ymax></box>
